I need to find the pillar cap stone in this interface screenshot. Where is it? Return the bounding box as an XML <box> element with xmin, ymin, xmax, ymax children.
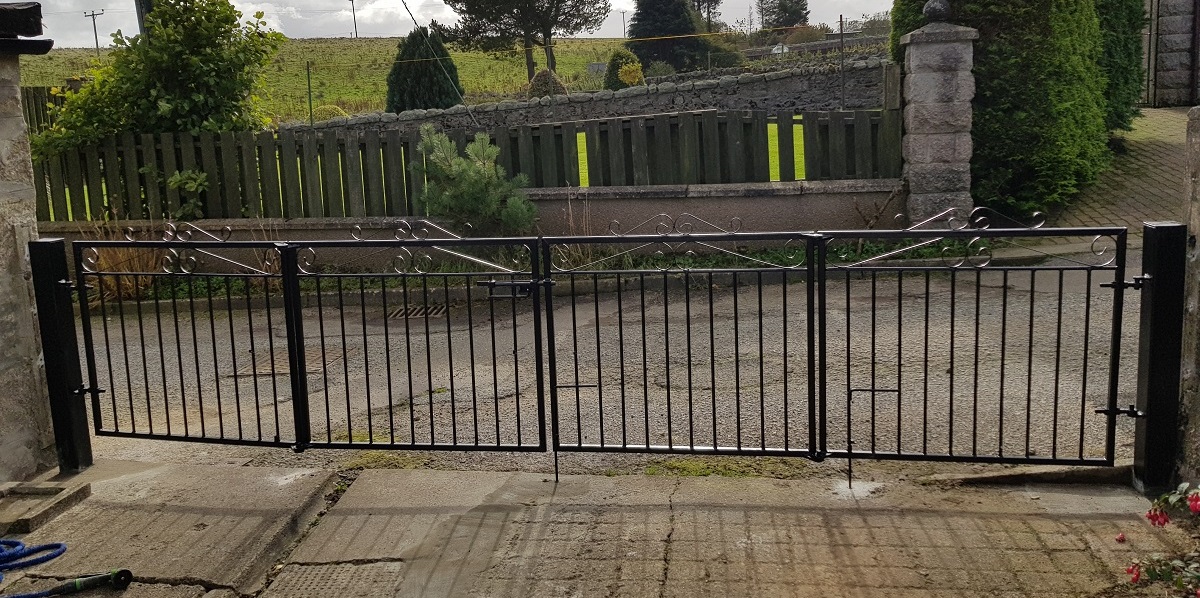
<box><xmin>899</xmin><ymin>22</ymin><xmax>979</xmax><ymax>46</ymax></box>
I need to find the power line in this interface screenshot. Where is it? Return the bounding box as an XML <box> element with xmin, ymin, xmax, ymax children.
<box><xmin>83</xmin><ymin>10</ymin><xmax>105</xmax><ymax>56</ymax></box>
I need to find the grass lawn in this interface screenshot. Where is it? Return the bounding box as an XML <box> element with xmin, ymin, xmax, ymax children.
<box><xmin>21</xmin><ymin>37</ymin><xmax>624</xmax><ymax>124</ymax></box>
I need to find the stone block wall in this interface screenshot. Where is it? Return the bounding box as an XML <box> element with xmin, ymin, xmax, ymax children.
<box><xmin>282</xmin><ymin>60</ymin><xmax>886</xmax><ymax>135</ymax></box>
<box><xmin>1147</xmin><ymin>0</ymin><xmax>1198</xmax><ymax>106</ymax></box>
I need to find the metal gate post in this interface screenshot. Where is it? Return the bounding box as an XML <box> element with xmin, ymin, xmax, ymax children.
<box><xmin>29</xmin><ymin>238</ymin><xmax>93</xmax><ymax>472</ymax></box>
<box><xmin>1133</xmin><ymin>222</ymin><xmax>1187</xmax><ymax>491</ymax></box>
<box><xmin>279</xmin><ymin>243</ymin><xmax>312</xmax><ymax>451</ymax></box>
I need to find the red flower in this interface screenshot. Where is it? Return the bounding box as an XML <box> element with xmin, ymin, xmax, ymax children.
<box><xmin>1146</xmin><ymin>508</ymin><xmax>1171</xmax><ymax>527</ymax></box>
<box><xmin>1115</xmin><ymin>532</ymin><xmax>1126</xmax><ymax>543</ymax></box>
<box><xmin>1126</xmin><ymin>563</ymin><xmax>1141</xmax><ymax>584</ymax></box>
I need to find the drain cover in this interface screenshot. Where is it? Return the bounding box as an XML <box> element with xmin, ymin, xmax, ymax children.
<box><xmin>387</xmin><ymin>304</ymin><xmax>448</xmax><ymax>319</ymax></box>
<box><xmin>234</xmin><ymin>348</ymin><xmax>346</xmax><ymax>376</ymax></box>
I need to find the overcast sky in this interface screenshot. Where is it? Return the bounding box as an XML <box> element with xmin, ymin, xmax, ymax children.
<box><xmin>38</xmin><ymin>0</ymin><xmax>892</xmax><ymax>49</ymax></box>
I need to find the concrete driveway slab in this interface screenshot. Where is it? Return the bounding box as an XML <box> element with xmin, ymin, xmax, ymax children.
<box><xmin>5</xmin><ymin>460</ymin><xmax>331</xmax><ymax>595</ymax></box>
<box><xmin>265</xmin><ymin>470</ymin><xmax>1185</xmax><ymax>598</ymax></box>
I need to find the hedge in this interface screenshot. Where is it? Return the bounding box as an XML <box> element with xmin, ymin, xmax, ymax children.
<box><xmin>891</xmin><ymin>0</ymin><xmax>1111</xmax><ymax>215</ymax></box>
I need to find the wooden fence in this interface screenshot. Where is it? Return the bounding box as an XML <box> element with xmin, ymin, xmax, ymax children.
<box><xmin>34</xmin><ymin>108</ymin><xmax>901</xmax><ymax>222</ymax></box>
<box><xmin>22</xmin><ymin>87</ymin><xmax>64</xmax><ymax>134</ymax></box>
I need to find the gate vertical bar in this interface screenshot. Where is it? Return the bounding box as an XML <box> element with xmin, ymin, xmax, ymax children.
<box><xmin>1133</xmin><ymin>222</ymin><xmax>1186</xmax><ymax>490</ymax></box>
<box><xmin>531</xmin><ymin>240</ymin><xmax>547</xmax><ymax>451</ymax></box>
<box><xmin>30</xmin><ymin>238</ymin><xmax>93</xmax><ymax>472</ymax></box>
<box><xmin>815</xmin><ymin>234</ymin><xmax>828</xmax><ymax>458</ymax></box>
<box><xmin>541</xmin><ymin>240</ymin><xmax>560</xmax><ymax>479</ymax></box>
<box><xmin>279</xmin><ymin>243</ymin><xmax>312</xmax><ymax>451</ymax></box>
<box><xmin>1106</xmin><ymin>229</ymin><xmax>1128</xmax><ymax>464</ymax></box>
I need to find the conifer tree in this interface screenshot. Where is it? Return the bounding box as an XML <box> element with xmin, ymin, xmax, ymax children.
<box><xmin>385</xmin><ymin>26</ymin><xmax>464</xmax><ymax>113</ymax></box>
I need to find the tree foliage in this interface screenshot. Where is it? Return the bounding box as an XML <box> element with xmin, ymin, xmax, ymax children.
<box><xmin>891</xmin><ymin>0</ymin><xmax>1110</xmax><ymax>215</ymax></box>
<box><xmin>627</xmin><ymin>0</ymin><xmax>739</xmax><ymax>71</ymax></box>
<box><xmin>385</xmin><ymin>26</ymin><xmax>464</xmax><ymax>114</ymax></box>
<box><xmin>32</xmin><ymin>0</ymin><xmax>281</xmax><ymax>158</ymax></box>
<box><xmin>528</xmin><ymin>68</ymin><xmax>569</xmax><ymax>97</ymax></box>
<box><xmin>759</xmin><ymin>0</ymin><xmax>808</xmax><ymax>30</ymax></box>
<box><xmin>604</xmin><ymin>48</ymin><xmax>642</xmax><ymax>90</ymax></box>
<box><xmin>691</xmin><ymin>0</ymin><xmax>721</xmax><ymax>32</ymax></box>
<box><xmin>439</xmin><ymin>0</ymin><xmax>610</xmax><ymax>79</ymax></box>
<box><xmin>1096</xmin><ymin>0</ymin><xmax>1145</xmax><ymax>132</ymax></box>
<box><xmin>412</xmin><ymin>125</ymin><xmax>536</xmax><ymax>237</ymax></box>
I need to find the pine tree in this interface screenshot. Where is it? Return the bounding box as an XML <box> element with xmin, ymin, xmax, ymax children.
<box><xmin>626</xmin><ymin>0</ymin><xmax>710</xmax><ymax>71</ymax></box>
<box><xmin>760</xmin><ymin>0</ymin><xmax>808</xmax><ymax>29</ymax></box>
<box><xmin>385</xmin><ymin>26</ymin><xmax>464</xmax><ymax>114</ymax></box>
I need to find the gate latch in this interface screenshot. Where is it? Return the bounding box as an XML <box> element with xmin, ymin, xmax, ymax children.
<box><xmin>1096</xmin><ymin>404</ymin><xmax>1144</xmax><ymax>418</ymax></box>
<box><xmin>1101</xmin><ymin>274</ymin><xmax>1150</xmax><ymax>291</ymax></box>
<box><xmin>476</xmin><ymin>279</ymin><xmax>535</xmax><ymax>299</ymax></box>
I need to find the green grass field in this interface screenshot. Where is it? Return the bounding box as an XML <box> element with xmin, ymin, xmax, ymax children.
<box><xmin>20</xmin><ymin>37</ymin><xmax>624</xmax><ymax>124</ymax></box>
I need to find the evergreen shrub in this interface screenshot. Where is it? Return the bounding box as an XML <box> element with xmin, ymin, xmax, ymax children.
<box><xmin>891</xmin><ymin>0</ymin><xmax>1111</xmax><ymax>215</ymax></box>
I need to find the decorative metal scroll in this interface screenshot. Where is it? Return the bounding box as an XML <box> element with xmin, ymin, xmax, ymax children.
<box><xmin>82</xmin><ymin>221</ymin><xmax>278</xmax><ymax>276</ymax></box>
<box><xmin>552</xmin><ymin>213</ymin><xmax>808</xmax><ymax>272</ymax></box>
<box><xmin>327</xmin><ymin>219</ymin><xmax>529</xmax><ymax>275</ymax></box>
<box><xmin>840</xmin><ymin>207</ymin><xmax>1117</xmax><ymax>269</ymax></box>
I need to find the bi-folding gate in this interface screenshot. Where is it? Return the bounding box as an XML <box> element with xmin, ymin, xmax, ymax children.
<box><xmin>36</xmin><ymin>212</ymin><xmax>1148</xmax><ymax>475</ymax></box>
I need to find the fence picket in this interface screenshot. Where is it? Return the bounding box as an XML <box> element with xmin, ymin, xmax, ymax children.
<box><xmin>216</xmin><ymin>131</ymin><xmax>240</xmax><ymax>218</ymax></box>
<box><xmin>403</xmin><ymin>131</ymin><xmax>423</xmax><ymax>212</ymax></box>
<box><xmin>677</xmin><ymin>112</ymin><xmax>697</xmax><ymax>184</ymax></box>
<box><xmin>652</xmin><ymin>114</ymin><xmax>675</xmax><ymax>184</ymax></box>
<box><xmin>495</xmin><ymin>126</ymin><xmax>514</xmax><ymax>177</ymax></box>
<box><xmin>258</xmin><ymin>131</ymin><xmax>282</xmax><ymax>218</ymax></box>
<box><xmin>853</xmin><ymin>111</ymin><xmax>874</xmax><ymax>179</ymax></box>
<box><xmin>301</xmin><ymin>132</ymin><xmax>323</xmax><ymax>217</ymax></box>
<box><xmin>725</xmin><ymin>113</ymin><xmax>746</xmax><ymax>184</ymax></box>
<box><xmin>631</xmin><ymin>118</ymin><xmax>650</xmax><ymax>186</ymax></box>
<box><xmin>362</xmin><ymin>130</ymin><xmax>386</xmax><ymax>217</ymax></box>
<box><xmin>321</xmin><ymin>131</ymin><xmax>344</xmax><ymax>217</ymax></box>
<box><xmin>828</xmin><ymin>112</ymin><xmax>849</xmax><ymax>180</ymax></box>
<box><xmin>277</xmin><ymin>130</ymin><xmax>301</xmax><ymax>218</ymax></box>
<box><xmin>517</xmin><ymin>125</ymin><xmax>537</xmax><ymax>185</ymax></box>
<box><xmin>83</xmin><ymin>145</ymin><xmax>104</xmax><ymax>220</ymax></box>
<box><xmin>801</xmin><ymin>113</ymin><xmax>824</xmax><ymax>180</ymax></box>
<box><xmin>561</xmin><ymin>121</ymin><xmax>580</xmax><ymax>187</ymax></box>
<box><xmin>750</xmin><ymin>111</ymin><xmax>770</xmax><ymax>183</ymax></box>
<box><xmin>538</xmin><ymin>125</ymin><xmax>559</xmax><ymax>187</ymax></box>
<box><xmin>579</xmin><ymin>120</ymin><xmax>599</xmax><ymax>187</ymax></box>
<box><xmin>141</xmin><ymin>133</ymin><xmax>163</xmax><ymax>220</ymax></box>
<box><xmin>382</xmin><ymin>129</ymin><xmax>406</xmax><ymax>216</ymax></box>
<box><xmin>160</xmin><ymin>133</ymin><xmax>180</xmax><ymax>216</ymax></box>
<box><xmin>103</xmin><ymin>135</ymin><xmax>125</xmax><ymax>219</ymax></box>
<box><xmin>606</xmin><ymin>118</ymin><xmax>627</xmax><ymax>186</ymax></box>
<box><xmin>64</xmin><ymin>150</ymin><xmax>87</xmax><ymax>221</ymax></box>
<box><xmin>701</xmin><ymin>111</ymin><xmax>721</xmax><ymax>184</ymax></box>
<box><xmin>33</xmin><ymin>161</ymin><xmax>49</xmax><ymax>222</ymax></box>
<box><xmin>121</xmin><ymin>132</ymin><xmax>144</xmax><ymax>219</ymax></box>
<box><xmin>47</xmin><ymin>155</ymin><xmax>68</xmax><ymax>221</ymax></box>
<box><xmin>342</xmin><ymin>132</ymin><xmax>366</xmax><ymax>217</ymax></box>
<box><xmin>777</xmin><ymin>111</ymin><xmax>796</xmax><ymax>182</ymax></box>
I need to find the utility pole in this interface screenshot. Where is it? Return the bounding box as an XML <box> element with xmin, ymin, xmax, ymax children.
<box><xmin>348</xmin><ymin>0</ymin><xmax>358</xmax><ymax>38</ymax></box>
<box><xmin>84</xmin><ymin>10</ymin><xmax>104</xmax><ymax>56</ymax></box>
<box><xmin>619</xmin><ymin>10</ymin><xmax>626</xmax><ymax>37</ymax></box>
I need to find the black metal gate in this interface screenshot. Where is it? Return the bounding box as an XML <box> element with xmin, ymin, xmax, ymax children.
<box><xmin>543</xmin><ymin>213</ymin><xmax>1130</xmax><ymax>466</ymax></box>
<box><xmin>36</xmin><ymin>212</ymin><xmax>1145</xmax><ymax>472</ymax></box>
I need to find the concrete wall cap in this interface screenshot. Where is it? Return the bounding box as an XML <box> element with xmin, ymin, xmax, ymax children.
<box><xmin>900</xmin><ymin>22</ymin><xmax>980</xmax><ymax>45</ymax></box>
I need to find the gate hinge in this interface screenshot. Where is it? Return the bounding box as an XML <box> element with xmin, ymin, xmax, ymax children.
<box><xmin>475</xmin><ymin>279</ymin><xmax>536</xmax><ymax>299</ymax></box>
<box><xmin>1101</xmin><ymin>274</ymin><xmax>1150</xmax><ymax>291</ymax></box>
<box><xmin>1095</xmin><ymin>404</ymin><xmax>1144</xmax><ymax>418</ymax></box>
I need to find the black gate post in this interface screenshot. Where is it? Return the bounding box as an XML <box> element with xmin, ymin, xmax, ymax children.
<box><xmin>278</xmin><ymin>243</ymin><xmax>311</xmax><ymax>451</ymax></box>
<box><xmin>1133</xmin><ymin>222</ymin><xmax>1187</xmax><ymax>491</ymax></box>
<box><xmin>29</xmin><ymin>238</ymin><xmax>93</xmax><ymax>472</ymax></box>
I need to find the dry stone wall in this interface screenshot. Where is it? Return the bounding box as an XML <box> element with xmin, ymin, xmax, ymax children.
<box><xmin>283</xmin><ymin>60</ymin><xmax>887</xmax><ymax>134</ymax></box>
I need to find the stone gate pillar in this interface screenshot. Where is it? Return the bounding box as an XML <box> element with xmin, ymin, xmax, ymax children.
<box><xmin>1179</xmin><ymin>106</ymin><xmax>1200</xmax><ymax>482</ymax></box>
<box><xmin>0</xmin><ymin>3</ymin><xmax>56</xmax><ymax>481</ymax></box>
<box><xmin>899</xmin><ymin>1</ymin><xmax>978</xmax><ymax>222</ymax></box>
